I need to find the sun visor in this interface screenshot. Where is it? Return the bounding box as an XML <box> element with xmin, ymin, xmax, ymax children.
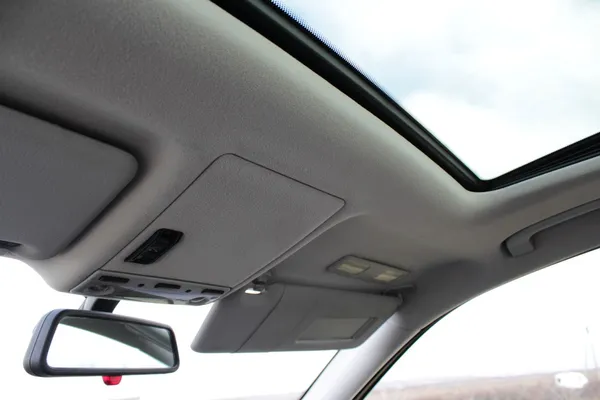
<box><xmin>0</xmin><ymin>106</ymin><xmax>137</xmax><ymax>259</ymax></box>
<box><xmin>192</xmin><ymin>284</ymin><xmax>401</xmax><ymax>353</ymax></box>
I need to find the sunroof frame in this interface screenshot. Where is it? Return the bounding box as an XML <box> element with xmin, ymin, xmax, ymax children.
<box><xmin>212</xmin><ymin>0</ymin><xmax>600</xmax><ymax>192</ymax></box>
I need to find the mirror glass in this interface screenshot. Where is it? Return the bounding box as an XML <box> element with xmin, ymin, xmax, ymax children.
<box><xmin>46</xmin><ymin>315</ymin><xmax>176</xmax><ymax>370</ymax></box>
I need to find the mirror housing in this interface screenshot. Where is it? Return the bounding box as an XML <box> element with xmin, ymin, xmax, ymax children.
<box><xmin>24</xmin><ymin>309</ymin><xmax>179</xmax><ymax>377</ymax></box>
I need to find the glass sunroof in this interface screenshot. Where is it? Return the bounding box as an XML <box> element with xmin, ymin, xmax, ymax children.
<box><xmin>274</xmin><ymin>0</ymin><xmax>600</xmax><ymax>179</ymax></box>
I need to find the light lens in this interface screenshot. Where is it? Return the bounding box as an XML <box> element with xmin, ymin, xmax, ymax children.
<box><xmin>336</xmin><ymin>262</ymin><xmax>367</xmax><ymax>275</ymax></box>
<box><xmin>374</xmin><ymin>269</ymin><xmax>406</xmax><ymax>283</ymax></box>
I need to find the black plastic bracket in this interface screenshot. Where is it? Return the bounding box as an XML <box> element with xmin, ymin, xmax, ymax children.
<box><xmin>125</xmin><ymin>229</ymin><xmax>183</xmax><ymax>265</ymax></box>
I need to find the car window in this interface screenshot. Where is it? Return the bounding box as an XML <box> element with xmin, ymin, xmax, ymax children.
<box><xmin>366</xmin><ymin>249</ymin><xmax>600</xmax><ymax>399</ymax></box>
<box><xmin>274</xmin><ymin>0</ymin><xmax>600</xmax><ymax>180</ymax></box>
<box><xmin>1</xmin><ymin>257</ymin><xmax>336</xmax><ymax>400</ymax></box>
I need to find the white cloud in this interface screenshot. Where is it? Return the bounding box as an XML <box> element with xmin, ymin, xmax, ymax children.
<box><xmin>279</xmin><ymin>0</ymin><xmax>600</xmax><ymax>178</ymax></box>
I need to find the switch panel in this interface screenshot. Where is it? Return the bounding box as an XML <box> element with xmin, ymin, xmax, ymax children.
<box><xmin>124</xmin><ymin>229</ymin><xmax>183</xmax><ymax>265</ymax></box>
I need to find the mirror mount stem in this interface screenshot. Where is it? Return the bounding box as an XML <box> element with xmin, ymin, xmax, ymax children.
<box><xmin>80</xmin><ymin>297</ymin><xmax>119</xmax><ymax>313</ymax></box>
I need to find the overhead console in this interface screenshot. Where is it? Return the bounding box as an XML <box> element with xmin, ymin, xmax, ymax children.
<box><xmin>73</xmin><ymin>155</ymin><xmax>344</xmax><ymax>305</ymax></box>
<box><xmin>0</xmin><ymin>106</ymin><xmax>136</xmax><ymax>260</ymax></box>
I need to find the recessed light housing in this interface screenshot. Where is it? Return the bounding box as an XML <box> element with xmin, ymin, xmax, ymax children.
<box><xmin>328</xmin><ymin>256</ymin><xmax>408</xmax><ymax>284</ymax></box>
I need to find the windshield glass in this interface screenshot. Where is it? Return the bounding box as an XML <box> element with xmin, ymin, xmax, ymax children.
<box><xmin>3</xmin><ymin>257</ymin><xmax>336</xmax><ymax>400</ymax></box>
<box><xmin>366</xmin><ymin>248</ymin><xmax>600</xmax><ymax>399</ymax></box>
<box><xmin>275</xmin><ymin>0</ymin><xmax>600</xmax><ymax>179</ymax></box>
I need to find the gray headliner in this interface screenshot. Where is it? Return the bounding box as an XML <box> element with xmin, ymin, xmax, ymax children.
<box><xmin>1</xmin><ymin>0</ymin><xmax>600</xmax><ymax>365</ymax></box>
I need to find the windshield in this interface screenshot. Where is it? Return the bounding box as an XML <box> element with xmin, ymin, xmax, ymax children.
<box><xmin>366</xmin><ymin>248</ymin><xmax>600</xmax><ymax>399</ymax></box>
<box><xmin>2</xmin><ymin>257</ymin><xmax>336</xmax><ymax>400</ymax></box>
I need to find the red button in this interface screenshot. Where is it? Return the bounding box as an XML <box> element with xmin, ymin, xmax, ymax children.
<box><xmin>102</xmin><ymin>376</ymin><xmax>122</xmax><ymax>386</ymax></box>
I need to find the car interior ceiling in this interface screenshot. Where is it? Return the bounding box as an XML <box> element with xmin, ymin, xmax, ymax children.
<box><xmin>3</xmin><ymin>0</ymin><xmax>600</xmax><ymax>397</ymax></box>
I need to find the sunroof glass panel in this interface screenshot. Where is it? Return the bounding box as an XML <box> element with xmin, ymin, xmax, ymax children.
<box><xmin>274</xmin><ymin>0</ymin><xmax>600</xmax><ymax>179</ymax></box>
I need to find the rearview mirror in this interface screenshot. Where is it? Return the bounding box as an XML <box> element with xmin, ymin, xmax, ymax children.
<box><xmin>24</xmin><ymin>309</ymin><xmax>179</xmax><ymax>377</ymax></box>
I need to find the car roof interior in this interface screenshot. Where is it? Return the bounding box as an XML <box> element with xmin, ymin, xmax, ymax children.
<box><xmin>3</xmin><ymin>0</ymin><xmax>600</xmax><ymax>385</ymax></box>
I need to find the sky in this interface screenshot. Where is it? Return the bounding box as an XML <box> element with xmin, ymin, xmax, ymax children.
<box><xmin>277</xmin><ymin>0</ymin><xmax>600</xmax><ymax>179</ymax></box>
<box><xmin>5</xmin><ymin>0</ymin><xmax>600</xmax><ymax>399</ymax></box>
